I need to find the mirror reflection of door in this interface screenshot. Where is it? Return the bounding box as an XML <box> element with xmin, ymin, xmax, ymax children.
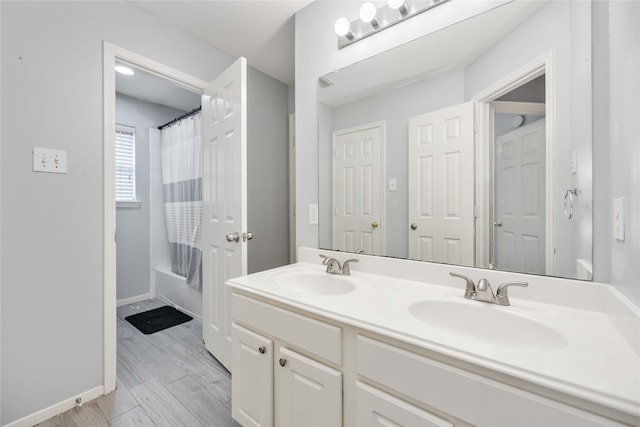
<box><xmin>494</xmin><ymin>114</ymin><xmax>546</xmax><ymax>274</ymax></box>
<box><xmin>332</xmin><ymin>122</ymin><xmax>384</xmax><ymax>255</ymax></box>
<box><xmin>408</xmin><ymin>102</ymin><xmax>475</xmax><ymax>266</ymax></box>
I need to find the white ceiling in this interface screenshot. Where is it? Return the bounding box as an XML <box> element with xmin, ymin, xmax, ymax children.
<box><xmin>128</xmin><ymin>0</ymin><xmax>313</xmax><ymax>86</ymax></box>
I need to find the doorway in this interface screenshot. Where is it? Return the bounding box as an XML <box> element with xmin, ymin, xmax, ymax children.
<box><xmin>473</xmin><ymin>52</ymin><xmax>554</xmax><ymax>275</ymax></box>
<box><xmin>103</xmin><ymin>42</ymin><xmax>210</xmax><ymax>393</ymax></box>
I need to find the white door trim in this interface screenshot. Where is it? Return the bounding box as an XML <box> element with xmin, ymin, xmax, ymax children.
<box><xmin>289</xmin><ymin>113</ymin><xmax>297</xmax><ymax>263</ymax></box>
<box><xmin>102</xmin><ymin>41</ymin><xmax>208</xmax><ymax>393</ymax></box>
<box><xmin>472</xmin><ymin>50</ymin><xmax>555</xmax><ymax>274</ymax></box>
<box><xmin>332</xmin><ymin>121</ymin><xmax>386</xmax><ymax>255</ymax></box>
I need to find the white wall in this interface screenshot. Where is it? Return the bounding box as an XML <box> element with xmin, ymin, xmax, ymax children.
<box><xmin>115</xmin><ymin>94</ymin><xmax>188</xmax><ymax>301</ymax></box>
<box><xmin>0</xmin><ymin>1</ymin><xmax>234</xmax><ymax>424</ymax></box>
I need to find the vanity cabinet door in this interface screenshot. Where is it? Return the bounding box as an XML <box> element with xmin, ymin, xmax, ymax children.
<box><xmin>275</xmin><ymin>347</ymin><xmax>342</xmax><ymax>427</ymax></box>
<box><xmin>232</xmin><ymin>323</ymin><xmax>273</xmax><ymax>427</ymax></box>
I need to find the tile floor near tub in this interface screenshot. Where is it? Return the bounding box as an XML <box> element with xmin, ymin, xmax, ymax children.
<box><xmin>37</xmin><ymin>299</ymin><xmax>241</xmax><ymax>427</ymax></box>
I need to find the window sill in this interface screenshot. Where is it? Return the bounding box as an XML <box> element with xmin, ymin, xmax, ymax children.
<box><xmin>117</xmin><ymin>201</ymin><xmax>142</xmax><ymax>209</ymax></box>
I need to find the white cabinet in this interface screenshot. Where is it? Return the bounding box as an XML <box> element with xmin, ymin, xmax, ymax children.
<box><xmin>231</xmin><ymin>324</ymin><xmax>273</xmax><ymax>427</ymax></box>
<box><xmin>231</xmin><ymin>290</ymin><xmax>627</xmax><ymax>427</ymax></box>
<box><xmin>356</xmin><ymin>335</ymin><xmax>624</xmax><ymax>427</ymax></box>
<box><xmin>275</xmin><ymin>347</ymin><xmax>342</xmax><ymax>427</ymax></box>
<box><xmin>232</xmin><ymin>293</ymin><xmax>343</xmax><ymax>427</ymax></box>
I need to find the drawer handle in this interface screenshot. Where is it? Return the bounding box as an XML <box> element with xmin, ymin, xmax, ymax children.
<box><xmin>279</xmin><ymin>358</ymin><xmax>287</xmax><ymax>367</ymax></box>
<box><xmin>258</xmin><ymin>346</ymin><xmax>266</xmax><ymax>354</ymax></box>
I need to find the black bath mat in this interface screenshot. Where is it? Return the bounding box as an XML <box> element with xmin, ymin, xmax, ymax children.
<box><xmin>125</xmin><ymin>306</ymin><xmax>192</xmax><ymax>335</ymax></box>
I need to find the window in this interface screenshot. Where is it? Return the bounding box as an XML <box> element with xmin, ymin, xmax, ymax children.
<box><xmin>115</xmin><ymin>124</ymin><xmax>137</xmax><ymax>202</ymax></box>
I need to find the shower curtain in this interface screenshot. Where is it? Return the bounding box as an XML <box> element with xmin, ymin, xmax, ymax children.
<box><xmin>160</xmin><ymin>113</ymin><xmax>202</xmax><ymax>290</ymax></box>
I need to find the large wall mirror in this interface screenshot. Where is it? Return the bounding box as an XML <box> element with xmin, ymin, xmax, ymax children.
<box><xmin>318</xmin><ymin>0</ymin><xmax>594</xmax><ymax>280</ymax></box>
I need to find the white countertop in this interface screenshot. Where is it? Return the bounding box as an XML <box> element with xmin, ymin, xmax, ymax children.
<box><xmin>227</xmin><ymin>254</ymin><xmax>640</xmax><ymax>420</ymax></box>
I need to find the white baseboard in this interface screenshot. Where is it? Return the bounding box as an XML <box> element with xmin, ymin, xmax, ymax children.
<box><xmin>4</xmin><ymin>386</ymin><xmax>104</xmax><ymax>427</ymax></box>
<box><xmin>116</xmin><ymin>293</ymin><xmax>152</xmax><ymax>307</ymax></box>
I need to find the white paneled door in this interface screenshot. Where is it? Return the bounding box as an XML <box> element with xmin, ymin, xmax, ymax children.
<box><xmin>408</xmin><ymin>102</ymin><xmax>475</xmax><ymax>265</ymax></box>
<box><xmin>495</xmin><ymin>118</ymin><xmax>546</xmax><ymax>274</ymax></box>
<box><xmin>333</xmin><ymin>122</ymin><xmax>384</xmax><ymax>255</ymax></box>
<box><xmin>202</xmin><ymin>57</ymin><xmax>248</xmax><ymax>371</ymax></box>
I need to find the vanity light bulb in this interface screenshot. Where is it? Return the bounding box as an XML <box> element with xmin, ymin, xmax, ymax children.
<box><xmin>359</xmin><ymin>2</ymin><xmax>377</xmax><ymax>24</ymax></box>
<box><xmin>334</xmin><ymin>17</ymin><xmax>351</xmax><ymax>37</ymax></box>
<box><xmin>388</xmin><ymin>0</ymin><xmax>409</xmax><ymax>16</ymax></box>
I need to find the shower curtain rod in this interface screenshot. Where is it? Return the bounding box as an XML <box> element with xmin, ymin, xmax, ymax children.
<box><xmin>158</xmin><ymin>106</ymin><xmax>202</xmax><ymax>130</ymax></box>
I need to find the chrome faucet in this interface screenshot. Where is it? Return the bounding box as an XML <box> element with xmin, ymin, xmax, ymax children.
<box><xmin>319</xmin><ymin>255</ymin><xmax>359</xmax><ymax>275</ymax></box>
<box><xmin>450</xmin><ymin>272</ymin><xmax>528</xmax><ymax>306</ymax></box>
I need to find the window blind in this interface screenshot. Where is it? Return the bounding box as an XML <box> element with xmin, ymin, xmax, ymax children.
<box><xmin>115</xmin><ymin>125</ymin><xmax>136</xmax><ymax>201</ymax></box>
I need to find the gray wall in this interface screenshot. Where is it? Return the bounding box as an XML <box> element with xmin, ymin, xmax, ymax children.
<box><xmin>247</xmin><ymin>67</ymin><xmax>291</xmax><ymax>274</ymax></box>
<box><xmin>0</xmin><ymin>1</ymin><xmax>234</xmax><ymax>424</ymax></box>
<box><xmin>607</xmin><ymin>0</ymin><xmax>640</xmax><ymax>306</ymax></box>
<box><xmin>115</xmin><ymin>94</ymin><xmax>187</xmax><ymax>301</ymax></box>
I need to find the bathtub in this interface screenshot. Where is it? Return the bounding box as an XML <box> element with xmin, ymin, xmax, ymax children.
<box><xmin>154</xmin><ymin>267</ymin><xmax>202</xmax><ymax>318</ymax></box>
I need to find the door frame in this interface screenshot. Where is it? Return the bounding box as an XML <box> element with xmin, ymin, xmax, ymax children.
<box><xmin>332</xmin><ymin>121</ymin><xmax>386</xmax><ymax>255</ymax></box>
<box><xmin>102</xmin><ymin>41</ymin><xmax>208</xmax><ymax>393</ymax></box>
<box><xmin>472</xmin><ymin>50</ymin><xmax>555</xmax><ymax>274</ymax></box>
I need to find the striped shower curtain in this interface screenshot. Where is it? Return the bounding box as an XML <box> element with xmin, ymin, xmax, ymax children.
<box><xmin>160</xmin><ymin>113</ymin><xmax>202</xmax><ymax>290</ymax></box>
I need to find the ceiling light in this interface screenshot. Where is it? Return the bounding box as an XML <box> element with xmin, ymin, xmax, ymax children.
<box><xmin>115</xmin><ymin>65</ymin><xmax>135</xmax><ymax>76</ymax></box>
<box><xmin>360</xmin><ymin>2</ymin><xmax>379</xmax><ymax>28</ymax></box>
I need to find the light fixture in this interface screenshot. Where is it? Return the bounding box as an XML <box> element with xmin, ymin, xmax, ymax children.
<box><xmin>359</xmin><ymin>2</ymin><xmax>379</xmax><ymax>29</ymax></box>
<box><xmin>334</xmin><ymin>17</ymin><xmax>354</xmax><ymax>40</ymax></box>
<box><xmin>335</xmin><ymin>0</ymin><xmax>450</xmax><ymax>49</ymax></box>
<box><xmin>115</xmin><ymin>65</ymin><xmax>135</xmax><ymax>76</ymax></box>
<box><xmin>388</xmin><ymin>0</ymin><xmax>409</xmax><ymax>17</ymax></box>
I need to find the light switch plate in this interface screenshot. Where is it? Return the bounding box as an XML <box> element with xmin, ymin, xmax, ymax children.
<box><xmin>309</xmin><ymin>204</ymin><xmax>319</xmax><ymax>225</ymax></box>
<box><xmin>613</xmin><ymin>198</ymin><xmax>624</xmax><ymax>241</ymax></box>
<box><xmin>389</xmin><ymin>179</ymin><xmax>397</xmax><ymax>191</ymax></box>
<box><xmin>33</xmin><ymin>147</ymin><xmax>67</xmax><ymax>174</ymax></box>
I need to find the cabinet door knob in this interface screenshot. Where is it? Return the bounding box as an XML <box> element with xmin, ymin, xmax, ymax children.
<box><xmin>279</xmin><ymin>358</ymin><xmax>287</xmax><ymax>367</ymax></box>
<box><xmin>258</xmin><ymin>346</ymin><xmax>266</xmax><ymax>354</ymax></box>
<box><xmin>410</xmin><ymin>223</ymin><xmax>418</xmax><ymax>230</ymax></box>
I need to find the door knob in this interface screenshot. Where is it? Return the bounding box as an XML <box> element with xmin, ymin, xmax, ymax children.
<box><xmin>494</xmin><ymin>221</ymin><xmax>503</xmax><ymax>227</ymax></box>
<box><xmin>410</xmin><ymin>223</ymin><xmax>418</xmax><ymax>230</ymax></box>
<box><xmin>243</xmin><ymin>231</ymin><xmax>254</xmax><ymax>241</ymax></box>
<box><xmin>371</xmin><ymin>221</ymin><xmax>379</xmax><ymax>229</ymax></box>
<box><xmin>258</xmin><ymin>346</ymin><xmax>266</xmax><ymax>354</ymax></box>
<box><xmin>279</xmin><ymin>358</ymin><xmax>287</xmax><ymax>367</ymax></box>
<box><xmin>226</xmin><ymin>232</ymin><xmax>240</xmax><ymax>242</ymax></box>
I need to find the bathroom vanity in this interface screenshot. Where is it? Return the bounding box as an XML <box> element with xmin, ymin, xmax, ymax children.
<box><xmin>228</xmin><ymin>248</ymin><xmax>640</xmax><ymax>426</ymax></box>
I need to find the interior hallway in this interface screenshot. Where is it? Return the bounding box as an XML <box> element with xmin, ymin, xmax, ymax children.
<box><xmin>36</xmin><ymin>300</ymin><xmax>240</xmax><ymax>427</ymax></box>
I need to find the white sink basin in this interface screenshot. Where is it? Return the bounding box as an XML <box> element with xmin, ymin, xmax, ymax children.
<box><xmin>270</xmin><ymin>270</ymin><xmax>370</xmax><ymax>295</ymax></box>
<box><xmin>408</xmin><ymin>300</ymin><xmax>567</xmax><ymax>350</ymax></box>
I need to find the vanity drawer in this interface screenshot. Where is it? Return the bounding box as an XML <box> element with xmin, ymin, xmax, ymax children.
<box><xmin>232</xmin><ymin>293</ymin><xmax>342</xmax><ymax>365</ymax></box>
<box><xmin>355</xmin><ymin>380</ymin><xmax>453</xmax><ymax>427</ymax></box>
<box><xmin>356</xmin><ymin>335</ymin><xmax>621</xmax><ymax>426</ymax></box>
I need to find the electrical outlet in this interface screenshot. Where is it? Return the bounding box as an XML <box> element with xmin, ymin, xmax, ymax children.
<box><xmin>389</xmin><ymin>179</ymin><xmax>397</xmax><ymax>191</ymax></box>
<box><xmin>33</xmin><ymin>147</ymin><xmax>67</xmax><ymax>174</ymax></box>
